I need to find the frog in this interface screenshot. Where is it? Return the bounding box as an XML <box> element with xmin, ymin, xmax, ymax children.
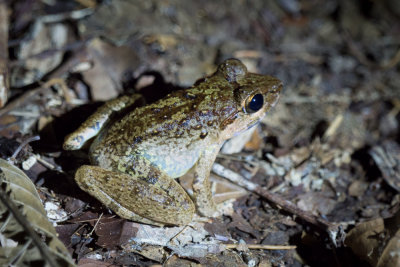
<box><xmin>63</xmin><ymin>59</ymin><xmax>282</xmax><ymax>226</ymax></box>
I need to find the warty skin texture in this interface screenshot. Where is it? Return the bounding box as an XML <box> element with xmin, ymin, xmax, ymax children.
<box><xmin>64</xmin><ymin>58</ymin><xmax>282</xmax><ymax>226</ymax></box>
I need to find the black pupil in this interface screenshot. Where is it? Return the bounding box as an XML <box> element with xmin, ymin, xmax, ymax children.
<box><xmin>248</xmin><ymin>94</ymin><xmax>263</xmax><ymax>112</ymax></box>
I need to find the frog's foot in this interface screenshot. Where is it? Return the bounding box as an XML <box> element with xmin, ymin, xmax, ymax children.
<box><xmin>201</xmin><ymin>208</ymin><xmax>220</xmax><ymax>218</ymax></box>
<box><xmin>193</xmin><ymin>180</ymin><xmax>220</xmax><ymax>217</ymax></box>
<box><xmin>75</xmin><ymin>165</ymin><xmax>195</xmax><ymax>226</ymax></box>
<box><xmin>196</xmin><ymin>203</ymin><xmax>220</xmax><ymax>218</ymax></box>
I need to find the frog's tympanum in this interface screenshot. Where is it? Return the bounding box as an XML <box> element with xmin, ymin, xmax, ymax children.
<box><xmin>64</xmin><ymin>59</ymin><xmax>282</xmax><ymax>226</ymax></box>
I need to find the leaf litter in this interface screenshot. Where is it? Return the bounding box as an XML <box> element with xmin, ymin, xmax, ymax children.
<box><xmin>0</xmin><ymin>0</ymin><xmax>399</xmax><ymax>266</ymax></box>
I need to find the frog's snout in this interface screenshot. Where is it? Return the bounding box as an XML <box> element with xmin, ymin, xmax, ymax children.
<box><xmin>274</xmin><ymin>80</ymin><xmax>283</xmax><ymax>93</ymax></box>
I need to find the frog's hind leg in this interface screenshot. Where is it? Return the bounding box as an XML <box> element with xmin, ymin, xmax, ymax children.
<box><xmin>63</xmin><ymin>94</ymin><xmax>144</xmax><ymax>150</ymax></box>
<box><xmin>74</xmin><ymin>165</ymin><xmax>195</xmax><ymax>226</ymax></box>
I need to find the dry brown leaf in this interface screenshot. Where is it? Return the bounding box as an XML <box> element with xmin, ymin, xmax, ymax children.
<box><xmin>130</xmin><ymin>245</ymin><xmax>167</xmax><ymax>263</ymax></box>
<box><xmin>120</xmin><ymin>221</ymin><xmax>226</xmax><ymax>258</ymax></box>
<box><xmin>11</xmin><ymin>21</ymin><xmax>69</xmax><ymax>87</ymax></box>
<box><xmin>296</xmin><ymin>192</ymin><xmax>336</xmax><ymax>216</ymax></box>
<box><xmin>0</xmin><ymin>158</ymin><xmax>75</xmax><ymax>266</ymax></box>
<box><xmin>370</xmin><ymin>141</ymin><xmax>400</xmax><ymax>192</ymax></box>
<box><xmin>345</xmin><ymin>218</ymin><xmax>388</xmax><ymax>266</ymax></box>
<box><xmin>164</xmin><ymin>254</ymin><xmax>200</xmax><ymax>267</ymax></box>
<box><xmin>143</xmin><ymin>34</ymin><xmax>178</xmax><ymax>51</ymax></box>
<box><xmin>94</xmin><ymin>218</ymin><xmax>125</xmax><ymax>248</ymax></box>
<box><xmin>82</xmin><ymin>38</ymin><xmax>140</xmax><ymax>101</ymax></box>
<box><xmin>348</xmin><ymin>180</ymin><xmax>368</xmax><ymax>197</ymax></box>
<box><xmin>0</xmin><ymin>115</ymin><xmax>20</xmax><ymax>138</ymax></box>
<box><xmin>377</xmin><ymin>228</ymin><xmax>400</xmax><ymax>267</ymax></box>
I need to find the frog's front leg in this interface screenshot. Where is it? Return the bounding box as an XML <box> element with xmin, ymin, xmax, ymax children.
<box><xmin>192</xmin><ymin>145</ymin><xmax>221</xmax><ymax>217</ymax></box>
<box><xmin>63</xmin><ymin>94</ymin><xmax>144</xmax><ymax>150</ymax></box>
<box><xmin>74</xmin><ymin>165</ymin><xmax>195</xmax><ymax>226</ymax></box>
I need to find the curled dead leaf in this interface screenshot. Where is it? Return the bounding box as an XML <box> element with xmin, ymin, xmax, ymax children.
<box><xmin>0</xmin><ymin>158</ymin><xmax>75</xmax><ymax>266</ymax></box>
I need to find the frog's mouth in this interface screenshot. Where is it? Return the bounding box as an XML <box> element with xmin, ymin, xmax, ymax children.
<box><xmin>232</xmin><ymin>119</ymin><xmax>260</xmax><ymax>137</ymax></box>
<box><xmin>247</xmin><ymin>119</ymin><xmax>260</xmax><ymax>130</ymax></box>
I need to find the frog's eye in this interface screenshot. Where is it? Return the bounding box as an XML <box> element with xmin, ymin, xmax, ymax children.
<box><xmin>244</xmin><ymin>94</ymin><xmax>264</xmax><ymax>113</ymax></box>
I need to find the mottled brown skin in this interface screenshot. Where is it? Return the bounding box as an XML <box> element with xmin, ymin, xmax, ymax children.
<box><xmin>64</xmin><ymin>59</ymin><xmax>282</xmax><ymax>226</ymax></box>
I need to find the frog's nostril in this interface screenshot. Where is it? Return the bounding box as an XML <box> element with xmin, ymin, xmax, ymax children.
<box><xmin>271</xmin><ymin>83</ymin><xmax>283</xmax><ymax>93</ymax></box>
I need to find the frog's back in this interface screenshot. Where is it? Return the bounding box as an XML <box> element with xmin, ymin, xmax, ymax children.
<box><xmin>89</xmin><ymin>86</ymin><xmax>234</xmax><ymax>177</ymax></box>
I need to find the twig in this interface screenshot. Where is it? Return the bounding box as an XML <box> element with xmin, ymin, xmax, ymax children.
<box><xmin>168</xmin><ymin>224</ymin><xmax>191</xmax><ymax>243</ymax></box>
<box><xmin>9</xmin><ymin>39</ymin><xmax>88</xmax><ymax>68</ymax></box>
<box><xmin>323</xmin><ymin>114</ymin><xmax>344</xmax><ymax>141</ymax></box>
<box><xmin>74</xmin><ymin>0</ymin><xmax>97</xmax><ymax>8</ymax></box>
<box><xmin>212</xmin><ymin>163</ymin><xmax>339</xmax><ymax>233</ymax></box>
<box><xmin>35</xmin><ymin>155</ymin><xmax>64</xmax><ymax>172</ymax></box>
<box><xmin>0</xmin><ymin>0</ymin><xmax>9</xmax><ymax>107</ymax></box>
<box><xmin>0</xmin><ymin>87</ymin><xmax>43</xmax><ymax>117</ymax></box>
<box><xmin>10</xmin><ymin>239</ymin><xmax>32</xmax><ymax>265</ymax></box>
<box><xmin>0</xmin><ymin>78</ymin><xmax>68</xmax><ymax>117</ymax></box>
<box><xmin>389</xmin><ymin>99</ymin><xmax>400</xmax><ymax>117</ymax></box>
<box><xmin>0</xmin><ymin>44</ymin><xmax>91</xmax><ymax>117</ymax></box>
<box><xmin>225</xmin><ymin>243</ymin><xmax>297</xmax><ymax>250</ymax></box>
<box><xmin>381</xmin><ymin>48</ymin><xmax>400</xmax><ymax>69</ymax></box>
<box><xmin>39</xmin><ymin>7</ymin><xmax>93</xmax><ymax>23</ymax></box>
<box><xmin>43</xmin><ymin>77</ymin><xmax>73</xmax><ymax>103</ymax></box>
<box><xmin>86</xmin><ymin>213</ymin><xmax>103</xmax><ymax>238</ymax></box>
<box><xmin>8</xmin><ymin>135</ymin><xmax>40</xmax><ymax>162</ymax></box>
<box><xmin>344</xmin><ymin>30</ymin><xmax>400</xmax><ymax>70</ymax></box>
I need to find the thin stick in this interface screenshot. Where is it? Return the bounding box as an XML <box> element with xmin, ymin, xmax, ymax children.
<box><xmin>212</xmin><ymin>163</ymin><xmax>339</xmax><ymax>232</ymax></box>
<box><xmin>8</xmin><ymin>135</ymin><xmax>41</xmax><ymax>161</ymax></box>
<box><xmin>86</xmin><ymin>213</ymin><xmax>103</xmax><ymax>238</ymax></box>
<box><xmin>0</xmin><ymin>0</ymin><xmax>9</xmax><ymax>107</ymax></box>
<box><xmin>0</xmin><ymin>78</ymin><xmax>67</xmax><ymax>117</ymax></box>
<box><xmin>225</xmin><ymin>243</ymin><xmax>296</xmax><ymax>250</ymax></box>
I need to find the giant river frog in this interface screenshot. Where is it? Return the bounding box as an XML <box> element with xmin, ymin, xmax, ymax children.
<box><xmin>64</xmin><ymin>59</ymin><xmax>282</xmax><ymax>226</ymax></box>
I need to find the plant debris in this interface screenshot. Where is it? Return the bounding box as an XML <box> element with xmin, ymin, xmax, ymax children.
<box><xmin>0</xmin><ymin>0</ymin><xmax>399</xmax><ymax>266</ymax></box>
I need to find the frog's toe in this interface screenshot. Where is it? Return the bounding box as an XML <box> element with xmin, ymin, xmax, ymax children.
<box><xmin>63</xmin><ymin>134</ymin><xmax>85</xmax><ymax>150</ymax></box>
<box><xmin>197</xmin><ymin>205</ymin><xmax>219</xmax><ymax>218</ymax></box>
